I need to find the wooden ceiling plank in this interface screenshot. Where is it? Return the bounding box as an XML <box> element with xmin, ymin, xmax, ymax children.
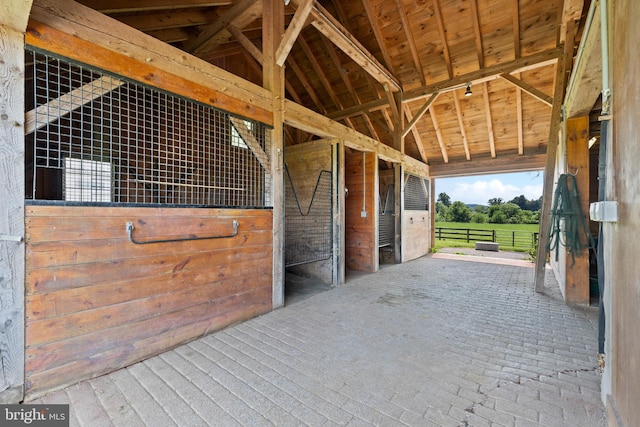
<box><xmin>286</xmin><ymin>56</ymin><xmax>327</xmax><ymax>114</ymax></box>
<box><xmin>394</xmin><ymin>0</ymin><xmax>426</xmax><ymax>85</ymax></box>
<box><xmin>76</xmin><ymin>0</ymin><xmax>233</xmax><ymax>14</ymax></box>
<box><xmin>470</xmin><ymin>0</ymin><xmax>484</xmax><ymax>69</ymax></box>
<box><xmin>403</xmin><ymin>47</ymin><xmax>563</xmax><ymax>102</ymax></box>
<box><xmin>360</xmin><ymin>0</ymin><xmax>395</xmax><ymax>74</ymax></box>
<box><xmin>499</xmin><ymin>73</ymin><xmax>553</xmax><ymax>107</ymax></box>
<box><xmin>328</xmin><ymin>98</ymin><xmax>388</xmax><ymax>121</ymax></box>
<box><xmin>451</xmin><ymin>91</ymin><xmax>471</xmax><ymax>161</ymax></box>
<box><xmin>432</xmin><ymin>0</ymin><xmax>453</xmax><ymax>79</ymax></box>
<box><xmin>559</xmin><ymin>0</ymin><xmax>585</xmax><ymax>44</ymax></box>
<box><xmin>276</xmin><ymin>0</ymin><xmax>314</xmax><ymax>66</ymax></box>
<box><xmin>402</xmin><ymin>93</ymin><xmax>439</xmax><ymax>139</ymax></box>
<box><xmin>298</xmin><ymin>36</ymin><xmax>342</xmax><ymax>111</ymax></box>
<box><xmin>482</xmin><ymin>82</ymin><xmax>496</xmax><ymax>158</ymax></box>
<box><xmin>228</xmin><ymin>24</ymin><xmax>262</xmax><ymax>62</ymax></box>
<box><xmin>308</xmin><ymin>2</ymin><xmax>401</xmax><ymax>91</ymax></box>
<box><xmin>183</xmin><ymin>0</ymin><xmax>259</xmax><ymax>55</ymax></box>
<box><xmin>116</xmin><ymin>10</ymin><xmax>210</xmax><ymax>32</ymax></box>
<box><xmin>428</xmin><ymin>106</ymin><xmax>449</xmax><ymax>163</ymax></box>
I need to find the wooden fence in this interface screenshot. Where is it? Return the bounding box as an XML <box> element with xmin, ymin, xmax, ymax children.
<box><xmin>435</xmin><ymin>227</ymin><xmax>538</xmax><ymax>250</ymax></box>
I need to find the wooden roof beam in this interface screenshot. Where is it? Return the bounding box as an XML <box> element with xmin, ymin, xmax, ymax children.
<box><xmin>298</xmin><ymin>36</ymin><xmax>342</xmax><ymax>111</ymax></box>
<box><xmin>428</xmin><ymin>106</ymin><xmax>449</xmax><ymax>163</ymax></box>
<box><xmin>429</xmin><ymin>151</ymin><xmax>546</xmax><ymax>178</ymax></box>
<box><xmin>360</xmin><ymin>0</ymin><xmax>395</xmax><ymax>76</ymax></box>
<box><xmin>76</xmin><ymin>0</ymin><xmax>233</xmax><ymax>14</ymax></box>
<box><xmin>402</xmin><ymin>105</ymin><xmax>429</xmax><ymax>164</ymax></box>
<box><xmin>394</xmin><ymin>0</ymin><xmax>426</xmax><ymax>85</ymax></box>
<box><xmin>307</xmin><ymin>2</ymin><xmax>401</xmax><ymax>91</ymax></box>
<box><xmin>183</xmin><ymin>0</ymin><xmax>261</xmax><ymax>56</ymax></box>
<box><xmin>452</xmin><ymin>91</ymin><xmax>471</xmax><ymax>161</ymax></box>
<box><xmin>403</xmin><ymin>47</ymin><xmax>563</xmax><ymax>102</ymax></box>
<box><xmin>276</xmin><ymin>0</ymin><xmax>314</xmax><ymax>66</ymax></box>
<box><xmin>513</xmin><ymin>1</ymin><xmax>521</xmax><ymax>59</ymax></box>
<box><xmin>516</xmin><ymin>73</ymin><xmax>524</xmax><ymax>155</ymax></box>
<box><xmin>117</xmin><ymin>10</ymin><xmax>210</xmax><ymax>32</ymax></box>
<box><xmin>482</xmin><ymin>82</ymin><xmax>497</xmax><ymax>158</ymax></box>
<box><xmin>432</xmin><ymin>0</ymin><xmax>453</xmax><ymax>79</ymax></box>
<box><xmin>286</xmin><ymin>56</ymin><xmax>327</xmax><ymax>114</ymax></box>
<box><xmin>470</xmin><ymin>0</ymin><xmax>484</xmax><ymax>69</ymax></box>
<box><xmin>499</xmin><ymin>73</ymin><xmax>553</xmax><ymax>107</ymax></box>
<box><xmin>402</xmin><ymin>93</ymin><xmax>439</xmax><ymax>139</ymax></box>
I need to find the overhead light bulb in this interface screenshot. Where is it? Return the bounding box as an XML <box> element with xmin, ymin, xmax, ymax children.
<box><xmin>464</xmin><ymin>84</ymin><xmax>472</xmax><ymax>97</ymax></box>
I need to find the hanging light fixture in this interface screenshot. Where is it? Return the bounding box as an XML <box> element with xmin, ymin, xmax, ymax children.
<box><xmin>464</xmin><ymin>83</ymin><xmax>472</xmax><ymax>97</ymax></box>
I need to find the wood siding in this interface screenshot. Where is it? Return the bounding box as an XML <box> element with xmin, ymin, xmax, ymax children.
<box><xmin>344</xmin><ymin>152</ymin><xmax>378</xmax><ymax>272</ymax></box>
<box><xmin>610</xmin><ymin>0</ymin><xmax>640</xmax><ymax>424</ymax></box>
<box><xmin>24</xmin><ymin>205</ymin><xmax>272</xmax><ymax>399</ymax></box>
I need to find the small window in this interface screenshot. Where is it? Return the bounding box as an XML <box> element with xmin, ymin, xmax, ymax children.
<box><xmin>231</xmin><ymin>120</ymin><xmax>252</xmax><ymax>149</ymax></box>
<box><xmin>64</xmin><ymin>158</ymin><xmax>112</xmax><ymax>202</ymax></box>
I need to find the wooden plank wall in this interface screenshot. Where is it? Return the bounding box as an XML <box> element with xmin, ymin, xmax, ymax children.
<box><xmin>24</xmin><ymin>205</ymin><xmax>272</xmax><ymax>399</ymax></box>
<box><xmin>345</xmin><ymin>152</ymin><xmax>378</xmax><ymax>272</ymax></box>
<box><xmin>610</xmin><ymin>0</ymin><xmax>640</xmax><ymax>424</ymax></box>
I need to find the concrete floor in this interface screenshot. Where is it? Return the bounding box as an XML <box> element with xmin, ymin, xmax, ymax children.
<box><xmin>33</xmin><ymin>253</ymin><xmax>606</xmax><ymax>426</ymax></box>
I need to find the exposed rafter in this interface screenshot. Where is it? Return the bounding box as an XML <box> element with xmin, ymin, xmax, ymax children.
<box><xmin>394</xmin><ymin>0</ymin><xmax>426</xmax><ymax>86</ymax></box>
<box><xmin>183</xmin><ymin>0</ymin><xmax>261</xmax><ymax>55</ymax></box>
<box><xmin>402</xmin><ymin>105</ymin><xmax>429</xmax><ymax>163</ymax></box>
<box><xmin>513</xmin><ymin>1</ymin><xmax>521</xmax><ymax>59</ymax></box>
<box><xmin>276</xmin><ymin>0</ymin><xmax>314</xmax><ymax>66</ymax></box>
<box><xmin>432</xmin><ymin>0</ymin><xmax>453</xmax><ymax>79</ymax></box>
<box><xmin>499</xmin><ymin>73</ymin><xmax>553</xmax><ymax>107</ymax></box>
<box><xmin>482</xmin><ymin>82</ymin><xmax>496</xmax><ymax>158</ymax></box>
<box><xmin>287</xmin><ymin>56</ymin><xmax>327</xmax><ymax>114</ymax></box>
<box><xmin>306</xmin><ymin>2</ymin><xmax>401</xmax><ymax>91</ymax></box>
<box><xmin>76</xmin><ymin>0</ymin><xmax>233</xmax><ymax>14</ymax></box>
<box><xmin>516</xmin><ymin>73</ymin><xmax>524</xmax><ymax>155</ymax></box>
<box><xmin>117</xmin><ymin>10</ymin><xmax>210</xmax><ymax>32</ymax></box>
<box><xmin>402</xmin><ymin>93</ymin><xmax>439</xmax><ymax>139</ymax></box>
<box><xmin>403</xmin><ymin>47</ymin><xmax>563</xmax><ymax>102</ymax></box>
<box><xmin>451</xmin><ymin>91</ymin><xmax>471</xmax><ymax>161</ymax></box>
<box><xmin>428</xmin><ymin>106</ymin><xmax>448</xmax><ymax>163</ymax></box>
<box><xmin>360</xmin><ymin>0</ymin><xmax>395</xmax><ymax>76</ymax></box>
<box><xmin>470</xmin><ymin>0</ymin><xmax>484</xmax><ymax>69</ymax></box>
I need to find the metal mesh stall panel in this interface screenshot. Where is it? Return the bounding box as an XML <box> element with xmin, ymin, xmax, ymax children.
<box><xmin>284</xmin><ymin>167</ymin><xmax>332</xmax><ymax>267</ymax></box>
<box><xmin>379</xmin><ymin>185</ymin><xmax>394</xmax><ymax>247</ymax></box>
<box><xmin>25</xmin><ymin>49</ymin><xmax>271</xmax><ymax>208</ymax></box>
<box><xmin>404</xmin><ymin>174</ymin><xmax>429</xmax><ymax>210</ymax></box>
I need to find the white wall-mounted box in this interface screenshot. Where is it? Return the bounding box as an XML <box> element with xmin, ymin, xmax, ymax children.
<box><xmin>589</xmin><ymin>201</ymin><xmax>618</xmax><ymax>222</ymax></box>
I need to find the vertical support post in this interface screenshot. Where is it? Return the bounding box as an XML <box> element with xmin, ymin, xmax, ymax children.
<box><xmin>430</xmin><ymin>178</ymin><xmax>436</xmax><ymax>251</ymax></box>
<box><xmin>0</xmin><ymin>1</ymin><xmax>33</xmax><ymax>403</ymax></box>
<box><xmin>263</xmin><ymin>0</ymin><xmax>285</xmax><ymax>308</ymax></box>
<box><xmin>332</xmin><ymin>141</ymin><xmax>345</xmax><ymax>285</ymax></box>
<box><xmin>393</xmin><ymin>163</ymin><xmax>402</xmax><ymax>263</ymax></box>
<box><xmin>535</xmin><ymin>49</ymin><xmax>570</xmax><ymax>293</ymax></box>
<box><xmin>565</xmin><ymin>116</ymin><xmax>590</xmax><ymax>305</ymax></box>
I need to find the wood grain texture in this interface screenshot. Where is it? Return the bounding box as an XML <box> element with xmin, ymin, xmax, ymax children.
<box><xmin>0</xmin><ymin>20</ymin><xmax>28</xmax><ymax>403</ymax></box>
<box><xmin>24</xmin><ymin>205</ymin><xmax>272</xmax><ymax>399</ymax></box>
<box><xmin>344</xmin><ymin>152</ymin><xmax>378</xmax><ymax>272</ymax></box>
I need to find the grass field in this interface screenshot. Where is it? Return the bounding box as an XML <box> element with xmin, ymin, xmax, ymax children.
<box><xmin>434</xmin><ymin>222</ymin><xmax>540</xmax><ymax>253</ymax></box>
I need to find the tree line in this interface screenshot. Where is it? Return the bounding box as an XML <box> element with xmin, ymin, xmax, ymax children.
<box><xmin>436</xmin><ymin>192</ymin><xmax>542</xmax><ymax>224</ymax></box>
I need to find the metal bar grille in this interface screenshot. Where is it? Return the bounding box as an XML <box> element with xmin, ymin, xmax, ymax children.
<box><xmin>284</xmin><ymin>167</ymin><xmax>332</xmax><ymax>267</ymax></box>
<box><xmin>379</xmin><ymin>185</ymin><xmax>394</xmax><ymax>247</ymax></box>
<box><xmin>404</xmin><ymin>174</ymin><xmax>429</xmax><ymax>211</ymax></box>
<box><xmin>25</xmin><ymin>49</ymin><xmax>271</xmax><ymax>208</ymax></box>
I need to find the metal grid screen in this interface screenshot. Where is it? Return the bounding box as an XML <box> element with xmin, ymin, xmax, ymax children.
<box><xmin>25</xmin><ymin>49</ymin><xmax>271</xmax><ymax>208</ymax></box>
<box><xmin>284</xmin><ymin>167</ymin><xmax>332</xmax><ymax>267</ymax></box>
<box><xmin>404</xmin><ymin>174</ymin><xmax>429</xmax><ymax>210</ymax></box>
<box><xmin>379</xmin><ymin>185</ymin><xmax>394</xmax><ymax>247</ymax></box>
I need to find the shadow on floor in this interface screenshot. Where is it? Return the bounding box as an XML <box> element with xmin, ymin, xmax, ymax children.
<box><xmin>284</xmin><ymin>271</ymin><xmax>333</xmax><ymax>305</ymax></box>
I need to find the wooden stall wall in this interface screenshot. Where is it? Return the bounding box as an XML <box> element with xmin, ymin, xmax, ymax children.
<box><xmin>24</xmin><ymin>205</ymin><xmax>272</xmax><ymax>399</ymax></box>
<box><xmin>284</xmin><ymin>140</ymin><xmax>333</xmax><ymax>282</ymax></box>
<box><xmin>609</xmin><ymin>0</ymin><xmax>640</xmax><ymax>424</ymax></box>
<box><xmin>345</xmin><ymin>152</ymin><xmax>378</xmax><ymax>272</ymax></box>
<box><xmin>401</xmin><ymin>211</ymin><xmax>430</xmax><ymax>262</ymax></box>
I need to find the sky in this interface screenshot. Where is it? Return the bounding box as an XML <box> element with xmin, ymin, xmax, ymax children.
<box><xmin>435</xmin><ymin>171</ymin><xmax>544</xmax><ymax>206</ymax></box>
